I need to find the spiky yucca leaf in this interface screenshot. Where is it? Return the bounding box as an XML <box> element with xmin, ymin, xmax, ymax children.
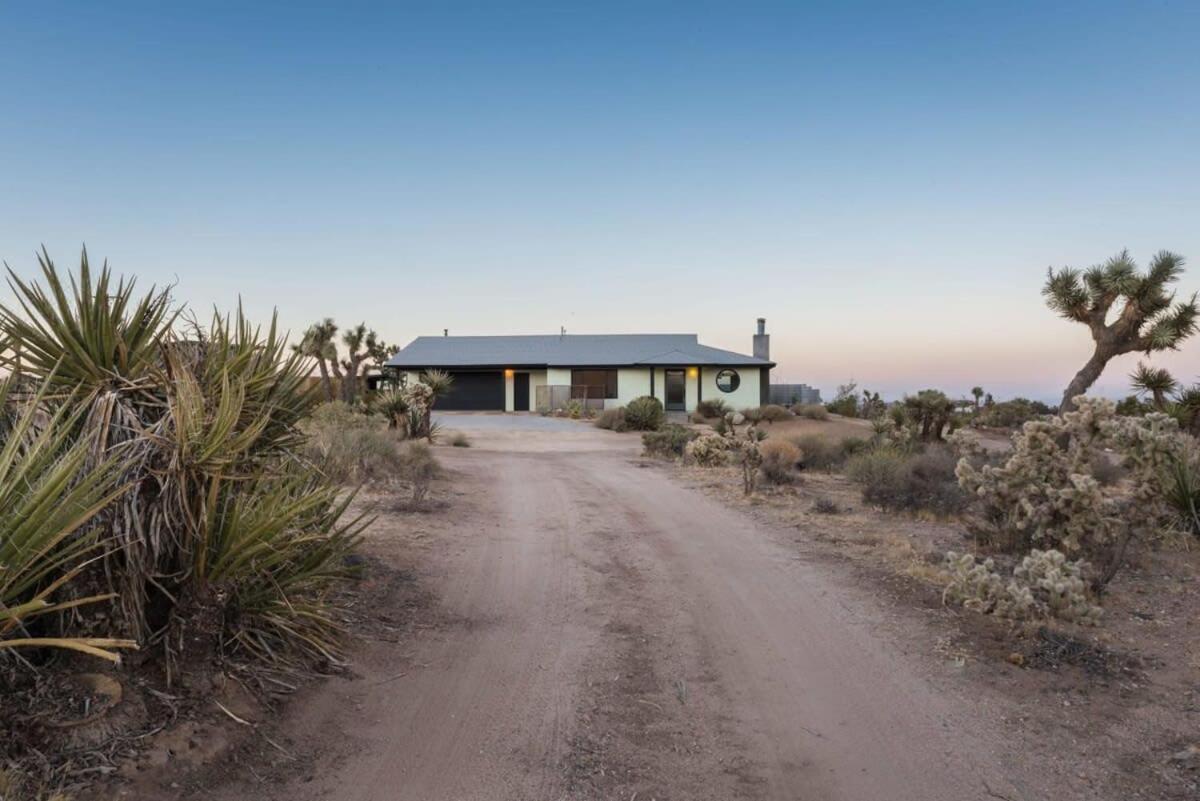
<box><xmin>0</xmin><ymin>376</ymin><xmax>135</xmax><ymax>662</ymax></box>
<box><xmin>204</xmin><ymin>467</ymin><xmax>368</xmax><ymax>665</ymax></box>
<box><xmin>0</xmin><ymin>247</ymin><xmax>176</xmax><ymax>393</ymax></box>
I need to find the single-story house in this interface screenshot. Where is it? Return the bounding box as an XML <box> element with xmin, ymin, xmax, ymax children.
<box><xmin>383</xmin><ymin>319</ymin><xmax>774</xmax><ymax>413</ymax></box>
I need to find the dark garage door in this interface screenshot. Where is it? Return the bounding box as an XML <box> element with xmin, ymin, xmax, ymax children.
<box><xmin>437</xmin><ymin>371</ymin><xmax>505</xmax><ymax>411</ymax></box>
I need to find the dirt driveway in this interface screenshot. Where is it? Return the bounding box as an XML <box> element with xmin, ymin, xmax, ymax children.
<box><xmin>197</xmin><ymin>420</ymin><xmax>1071</xmax><ymax>801</ymax></box>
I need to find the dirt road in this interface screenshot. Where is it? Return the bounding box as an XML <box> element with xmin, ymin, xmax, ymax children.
<box><xmin>200</xmin><ymin>422</ymin><xmax>1056</xmax><ymax>801</ymax></box>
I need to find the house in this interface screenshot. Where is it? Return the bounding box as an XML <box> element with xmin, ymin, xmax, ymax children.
<box><xmin>384</xmin><ymin>319</ymin><xmax>775</xmax><ymax>413</ymax></box>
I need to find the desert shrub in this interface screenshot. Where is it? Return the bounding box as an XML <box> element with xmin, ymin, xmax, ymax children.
<box><xmin>1115</xmin><ymin>394</ymin><xmax>1151</xmax><ymax>417</ymax></box>
<box><xmin>840</xmin><ymin>436</ymin><xmax>869</xmax><ymax>457</ymax></box>
<box><xmin>450</xmin><ymin>431</ymin><xmax>471</xmax><ymax>447</ymax></box>
<box><xmin>793</xmin><ymin>403</ymin><xmax>829</xmax><ymax>420</ymax></box>
<box><xmin>302</xmin><ymin>402</ymin><xmax>404</xmax><ymax>484</ymax></box>
<box><xmin>846</xmin><ymin>445</ymin><xmax>965</xmax><ymax>515</ymax></box>
<box><xmin>846</xmin><ymin>447</ymin><xmax>906</xmax><ymax>502</ymax></box>
<box><xmin>974</xmin><ymin>397</ymin><xmax>1052</xmax><ymax>428</ymax></box>
<box><xmin>741</xmin><ymin>407</ymin><xmax>763</xmax><ymax>424</ymax></box>
<box><xmin>695</xmin><ymin>398</ymin><xmax>729</xmax><ymax>419</ymax></box>
<box><xmin>398</xmin><ymin>441</ymin><xmax>440</xmax><ymax>505</ymax></box>
<box><xmin>642</xmin><ymin>424</ymin><xmax>696</xmax><ymax>459</ymax></box>
<box><xmin>731</xmin><ymin>427</ymin><xmax>764</xmax><ymax>494</ymax></box>
<box><xmin>595</xmin><ymin>407</ymin><xmax>628</xmax><ymax>432</ymax></box>
<box><xmin>943</xmin><ymin>549</ymin><xmax>1102</xmax><ymax>625</ymax></box>
<box><xmin>625</xmin><ymin>395</ymin><xmax>665</xmax><ymax>431</ymax></box>
<box><xmin>759</xmin><ymin>438</ymin><xmax>801</xmax><ymax>484</ymax></box>
<box><xmin>812</xmin><ymin>497</ymin><xmax>841</xmax><ymax>514</ymax></box>
<box><xmin>684</xmin><ymin>431</ymin><xmax>728</xmax><ymax>466</ymax></box>
<box><xmin>789</xmin><ymin>434</ymin><xmax>850</xmax><ymax>471</ymax></box>
<box><xmin>757</xmin><ymin>404</ymin><xmax>793</xmax><ymax>423</ymax></box>
<box><xmin>825</xmin><ymin>396</ymin><xmax>858</xmax><ymax>417</ymax></box>
<box><xmin>566</xmin><ymin>399</ymin><xmax>583</xmax><ymax>419</ymax></box>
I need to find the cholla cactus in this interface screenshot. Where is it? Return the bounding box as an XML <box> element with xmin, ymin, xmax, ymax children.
<box><xmin>736</xmin><ymin>429</ymin><xmax>763</xmax><ymax>495</ymax></box>
<box><xmin>685</xmin><ymin>432</ymin><xmax>728</xmax><ymax>466</ymax></box>
<box><xmin>954</xmin><ymin>397</ymin><xmax>1191</xmax><ymax>563</ymax></box>
<box><xmin>943</xmin><ymin>549</ymin><xmax>1101</xmax><ymax>625</ymax></box>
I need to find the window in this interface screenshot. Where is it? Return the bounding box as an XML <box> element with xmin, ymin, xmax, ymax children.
<box><xmin>715</xmin><ymin>369</ymin><xmax>740</xmax><ymax>393</ymax></box>
<box><xmin>571</xmin><ymin>369</ymin><xmax>618</xmax><ymax>399</ymax></box>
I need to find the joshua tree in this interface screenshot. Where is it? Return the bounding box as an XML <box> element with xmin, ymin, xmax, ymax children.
<box><xmin>903</xmin><ymin>389</ymin><xmax>955</xmax><ymax>440</ymax></box>
<box><xmin>293</xmin><ymin>318</ymin><xmax>341</xmax><ymax>402</ymax></box>
<box><xmin>1044</xmin><ymin>250</ymin><xmax>1197</xmax><ymax>411</ymax></box>
<box><xmin>1130</xmin><ymin>363</ymin><xmax>1178</xmax><ymax>411</ymax></box>
<box><xmin>971</xmin><ymin>386</ymin><xmax>984</xmax><ymax>412</ymax></box>
<box><xmin>338</xmin><ymin>324</ymin><xmax>397</xmax><ymax>404</ymax></box>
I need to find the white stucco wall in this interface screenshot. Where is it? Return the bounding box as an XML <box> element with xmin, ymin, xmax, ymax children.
<box><xmin>700</xmin><ymin>366</ymin><xmax>761</xmax><ymax>412</ymax></box>
<box><xmin>610</xmin><ymin>367</ymin><xmax>652</xmax><ymax>408</ymax></box>
<box><xmin>504</xmin><ymin>371</ymin><xmax>514</xmax><ymax>411</ymax></box>
<box><xmin>527</xmin><ymin>370</ymin><xmax>547</xmax><ymax>412</ymax></box>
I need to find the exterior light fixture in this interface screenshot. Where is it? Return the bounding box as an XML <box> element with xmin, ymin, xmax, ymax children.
<box><xmin>504</xmin><ymin>368</ymin><xmax>514</xmax><ymax>378</ymax></box>
<box><xmin>687</xmin><ymin>367</ymin><xmax>699</xmax><ymax>378</ymax></box>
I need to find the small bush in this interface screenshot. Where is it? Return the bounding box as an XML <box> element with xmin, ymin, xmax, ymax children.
<box><xmin>595</xmin><ymin>407</ymin><xmax>628</xmax><ymax>431</ymax></box>
<box><xmin>302</xmin><ymin>402</ymin><xmax>403</xmax><ymax>484</ymax></box>
<box><xmin>398</xmin><ymin>441</ymin><xmax>439</xmax><ymax>505</ymax></box>
<box><xmin>840</xmin><ymin>436</ymin><xmax>869</xmax><ymax>457</ymax></box>
<box><xmin>793</xmin><ymin>404</ymin><xmax>829</xmax><ymax>420</ymax></box>
<box><xmin>566</xmin><ymin>399</ymin><xmax>584</xmax><ymax>419</ymax></box>
<box><xmin>847</xmin><ymin>446</ymin><xmax>965</xmax><ymax>515</ymax></box>
<box><xmin>450</xmin><ymin>431</ymin><xmax>471</xmax><ymax>447</ymax></box>
<box><xmin>826</xmin><ymin>396</ymin><xmax>858</xmax><ymax>417</ymax></box>
<box><xmin>974</xmin><ymin>397</ymin><xmax>1052</xmax><ymax>428</ymax></box>
<box><xmin>846</xmin><ymin>447</ymin><xmax>906</xmax><ymax>502</ymax></box>
<box><xmin>757</xmin><ymin>404</ymin><xmax>793</xmax><ymax>423</ymax></box>
<box><xmin>695</xmin><ymin>399</ymin><xmax>729</xmax><ymax>419</ymax></box>
<box><xmin>642</xmin><ymin>423</ymin><xmax>696</xmax><ymax>459</ymax></box>
<box><xmin>625</xmin><ymin>395</ymin><xmax>665</xmax><ymax>431</ymax></box>
<box><xmin>759</xmin><ymin>438</ymin><xmax>801</xmax><ymax>484</ymax></box>
<box><xmin>741</xmin><ymin>407</ymin><xmax>763</xmax><ymax>424</ymax></box>
<box><xmin>812</xmin><ymin>496</ymin><xmax>841</xmax><ymax>514</ymax></box>
<box><xmin>789</xmin><ymin>434</ymin><xmax>850</xmax><ymax>471</ymax></box>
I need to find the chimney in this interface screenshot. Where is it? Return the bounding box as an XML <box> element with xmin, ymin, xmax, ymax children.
<box><xmin>753</xmin><ymin>318</ymin><xmax>769</xmax><ymax>360</ymax></box>
<box><xmin>443</xmin><ymin>328</ymin><xmax>448</xmax><ymax>337</ymax></box>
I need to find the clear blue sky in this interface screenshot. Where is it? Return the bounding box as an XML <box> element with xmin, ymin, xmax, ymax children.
<box><xmin>2</xmin><ymin>1</ymin><xmax>1198</xmax><ymax>401</ymax></box>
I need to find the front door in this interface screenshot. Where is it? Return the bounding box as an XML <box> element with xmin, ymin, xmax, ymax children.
<box><xmin>513</xmin><ymin>372</ymin><xmax>530</xmax><ymax>411</ymax></box>
<box><xmin>664</xmin><ymin>369</ymin><xmax>686</xmax><ymax>411</ymax></box>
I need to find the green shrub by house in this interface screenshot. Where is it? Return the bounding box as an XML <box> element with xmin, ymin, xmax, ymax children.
<box><xmin>625</xmin><ymin>395</ymin><xmax>665</xmax><ymax>431</ymax></box>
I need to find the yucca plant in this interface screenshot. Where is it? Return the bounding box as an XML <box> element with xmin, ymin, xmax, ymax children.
<box><xmin>0</xmin><ymin>247</ymin><xmax>177</xmax><ymax>396</ymax></box>
<box><xmin>370</xmin><ymin>388</ymin><xmax>409</xmax><ymax>429</ymax></box>
<box><xmin>1164</xmin><ymin>452</ymin><xmax>1200</xmax><ymax>538</ymax></box>
<box><xmin>0</xmin><ymin>249</ymin><xmax>366</xmax><ymax>674</ymax></box>
<box><xmin>0</xmin><ymin>376</ymin><xmax>135</xmax><ymax>663</ymax></box>
<box><xmin>203</xmin><ymin>467</ymin><xmax>368</xmax><ymax>665</ymax></box>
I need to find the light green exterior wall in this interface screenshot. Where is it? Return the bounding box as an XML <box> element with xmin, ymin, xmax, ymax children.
<box><xmin>610</xmin><ymin>367</ymin><xmax>652</xmax><ymax>409</ymax></box>
<box><xmin>527</xmin><ymin>369</ymin><xmax>547</xmax><ymax>412</ymax></box>
<box><xmin>700</xmin><ymin>366</ymin><xmax>761</xmax><ymax>412</ymax></box>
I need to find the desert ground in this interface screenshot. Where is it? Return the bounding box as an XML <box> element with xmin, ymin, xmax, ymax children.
<box><xmin>93</xmin><ymin>413</ymin><xmax>1194</xmax><ymax>801</ymax></box>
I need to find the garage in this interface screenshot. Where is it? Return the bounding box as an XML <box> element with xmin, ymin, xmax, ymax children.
<box><xmin>436</xmin><ymin>371</ymin><xmax>505</xmax><ymax>411</ymax></box>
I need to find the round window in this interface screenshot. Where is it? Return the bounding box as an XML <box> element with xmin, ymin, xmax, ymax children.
<box><xmin>715</xmin><ymin>369</ymin><xmax>740</xmax><ymax>393</ymax></box>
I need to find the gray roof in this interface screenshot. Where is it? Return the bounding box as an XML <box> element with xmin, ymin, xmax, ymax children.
<box><xmin>385</xmin><ymin>334</ymin><xmax>772</xmax><ymax>368</ymax></box>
